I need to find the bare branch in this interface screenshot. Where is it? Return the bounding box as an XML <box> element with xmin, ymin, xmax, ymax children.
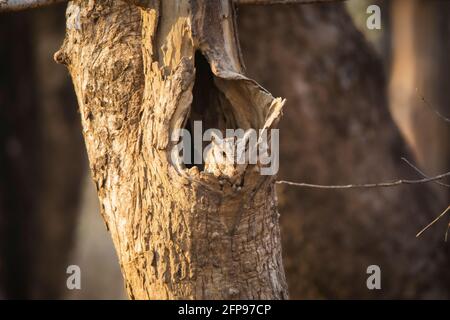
<box><xmin>445</xmin><ymin>222</ymin><xmax>449</xmax><ymax>242</ymax></box>
<box><xmin>416</xmin><ymin>88</ymin><xmax>450</xmax><ymax>124</ymax></box>
<box><xmin>235</xmin><ymin>0</ymin><xmax>346</xmax><ymax>5</ymax></box>
<box><xmin>0</xmin><ymin>0</ymin><xmax>65</xmax><ymax>12</ymax></box>
<box><xmin>401</xmin><ymin>157</ymin><xmax>450</xmax><ymax>188</ymax></box>
<box><xmin>416</xmin><ymin>205</ymin><xmax>450</xmax><ymax>238</ymax></box>
<box><xmin>276</xmin><ymin>171</ymin><xmax>450</xmax><ymax>189</ymax></box>
<box><xmin>0</xmin><ymin>0</ymin><xmax>345</xmax><ymax>12</ymax></box>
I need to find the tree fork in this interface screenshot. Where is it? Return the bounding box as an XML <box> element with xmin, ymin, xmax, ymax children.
<box><xmin>55</xmin><ymin>0</ymin><xmax>287</xmax><ymax>299</ymax></box>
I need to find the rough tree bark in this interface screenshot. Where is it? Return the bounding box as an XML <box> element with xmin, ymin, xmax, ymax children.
<box><xmin>56</xmin><ymin>0</ymin><xmax>287</xmax><ymax>299</ymax></box>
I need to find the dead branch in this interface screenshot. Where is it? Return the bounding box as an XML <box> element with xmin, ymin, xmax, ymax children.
<box><xmin>0</xmin><ymin>0</ymin><xmax>346</xmax><ymax>12</ymax></box>
<box><xmin>401</xmin><ymin>157</ymin><xmax>450</xmax><ymax>188</ymax></box>
<box><xmin>0</xmin><ymin>0</ymin><xmax>65</xmax><ymax>12</ymax></box>
<box><xmin>416</xmin><ymin>88</ymin><xmax>450</xmax><ymax>124</ymax></box>
<box><xmin>236</xmin><ymin>0</ymin><xmax>345</xmax><ymax>4</ymax></box>
<box><xmin>416</xmin><ymin>205</ymin><xmax>450</xmax><ymax>239</ymax></box>
<box><xmin>276</xmin><ymin>171</ymin><xmax>450</xmax><ymax>189</ymax></box>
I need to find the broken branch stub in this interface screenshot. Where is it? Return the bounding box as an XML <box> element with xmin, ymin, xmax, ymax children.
<box><xmin>56</xmin><ymin>0</ymin><xmax>287</xmax><ymax>299</ymax></box>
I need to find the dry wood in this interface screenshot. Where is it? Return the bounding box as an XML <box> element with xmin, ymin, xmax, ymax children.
<box><xmin>56</xmin><ymin>0</ymin><xmax>287</xmax><ymax>299</ymax></box>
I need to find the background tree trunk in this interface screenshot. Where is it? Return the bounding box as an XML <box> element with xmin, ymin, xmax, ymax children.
<box><xmin>389</xmin><ymin>0</ymin><xmax>450</xmax><ymax>200</ymax></box>
<box><xmin>0</xmin><ymin>4</ymin><xmax>84</xmax><ymax>299</ymax></box>
<box><xmin>30</xmin><ymin>5</ymin><xmax>85</xmax><ymax>299</ymax></box>
<box><xmin>57</xmin><ymin>0</ymin><xmax>287</xmax><ymax>299</ymax></box>
<box><xmin>238</xmin><ymin>3</ymin><xmax>450</xmax><ymax>299</ymax></box>
<box><xmin>0</xmin><ymin>11</ymin><xmax>38</xmax><ymax>299</ymax></box>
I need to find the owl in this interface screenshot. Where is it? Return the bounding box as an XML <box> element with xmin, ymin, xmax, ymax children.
<box><xmin>204</xmin><ymin>131</ymin><xmax>253</xmax><ymax>185</ymax></box>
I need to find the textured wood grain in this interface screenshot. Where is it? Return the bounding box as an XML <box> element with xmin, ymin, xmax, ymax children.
<box><xmin>56</xmin><ymin>0</ymin><xmax>287</xmax><ymax>299</ymax></box>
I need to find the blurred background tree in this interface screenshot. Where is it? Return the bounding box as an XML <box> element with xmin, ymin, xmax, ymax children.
<box><xmin>239</xmin><ymin>0</ymin><xmax>449</xmax><ymax>299</ymax></box>
<box><xmin>388</xmin><ymin>0</ymin><xmax>450</xmax><ymax>202</ymax></box>
<box><xmin>0</xmin><ymin>5</ymin><xmax>90</xmax><ymax>299</ymax></box>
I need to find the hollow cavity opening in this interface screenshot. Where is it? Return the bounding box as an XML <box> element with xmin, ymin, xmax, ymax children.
<box><xmin>184</xmin><ymin>51</ymin><xmax>238</xmax><ymax>171</ymax></box>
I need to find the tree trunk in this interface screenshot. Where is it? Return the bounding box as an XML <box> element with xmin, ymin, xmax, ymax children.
<box><xmin>57</xmin><ymin>0</ymin><xmax>287</xmax><ymax>299</ymax></box>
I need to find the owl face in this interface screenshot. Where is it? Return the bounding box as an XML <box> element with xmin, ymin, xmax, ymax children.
<box><xmin>204</xmin><ymin>134</ymin><xmax>238</xmax><ymax>179</ymax></box>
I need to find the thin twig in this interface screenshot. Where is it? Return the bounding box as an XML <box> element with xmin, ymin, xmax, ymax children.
<box><xmin>0</xmin><ymin>0</ymin><xmax>347</xmax><ymax>11</ymax></box>
<box><xmin>276</xmin><ymin>171</ymin><xmax>450</xmax><ymax>189</ymax></box>
<box><xmin>445</xmin><ymin>222</ymin><xmax>450</xmax><ymax>242</ymax></box>
<box><xmin>401</xmin><ymin>157</ymin><xmax>450</xmax><ymax>188</ymax></box>
<box><xmin>416</xmin><ymin>88</ymin><xmax>450</xmax><ymax>124</ymax></box>
<box><xmin>416</xmin><ymin>205</ymin><xmax>450</xmax><ymax>238</ymax></box>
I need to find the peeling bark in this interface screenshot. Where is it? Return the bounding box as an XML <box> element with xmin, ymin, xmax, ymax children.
<box><xmin>57</xmin><ymin>0</ymin><xmax>287</xmax><ymax>299</ymax></box>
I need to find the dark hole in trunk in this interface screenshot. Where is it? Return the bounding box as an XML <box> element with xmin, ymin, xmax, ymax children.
<box><xmin>184</xmin><ymin>51</ymin><xmax>237</xmax><ymax>171</ymax></box>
